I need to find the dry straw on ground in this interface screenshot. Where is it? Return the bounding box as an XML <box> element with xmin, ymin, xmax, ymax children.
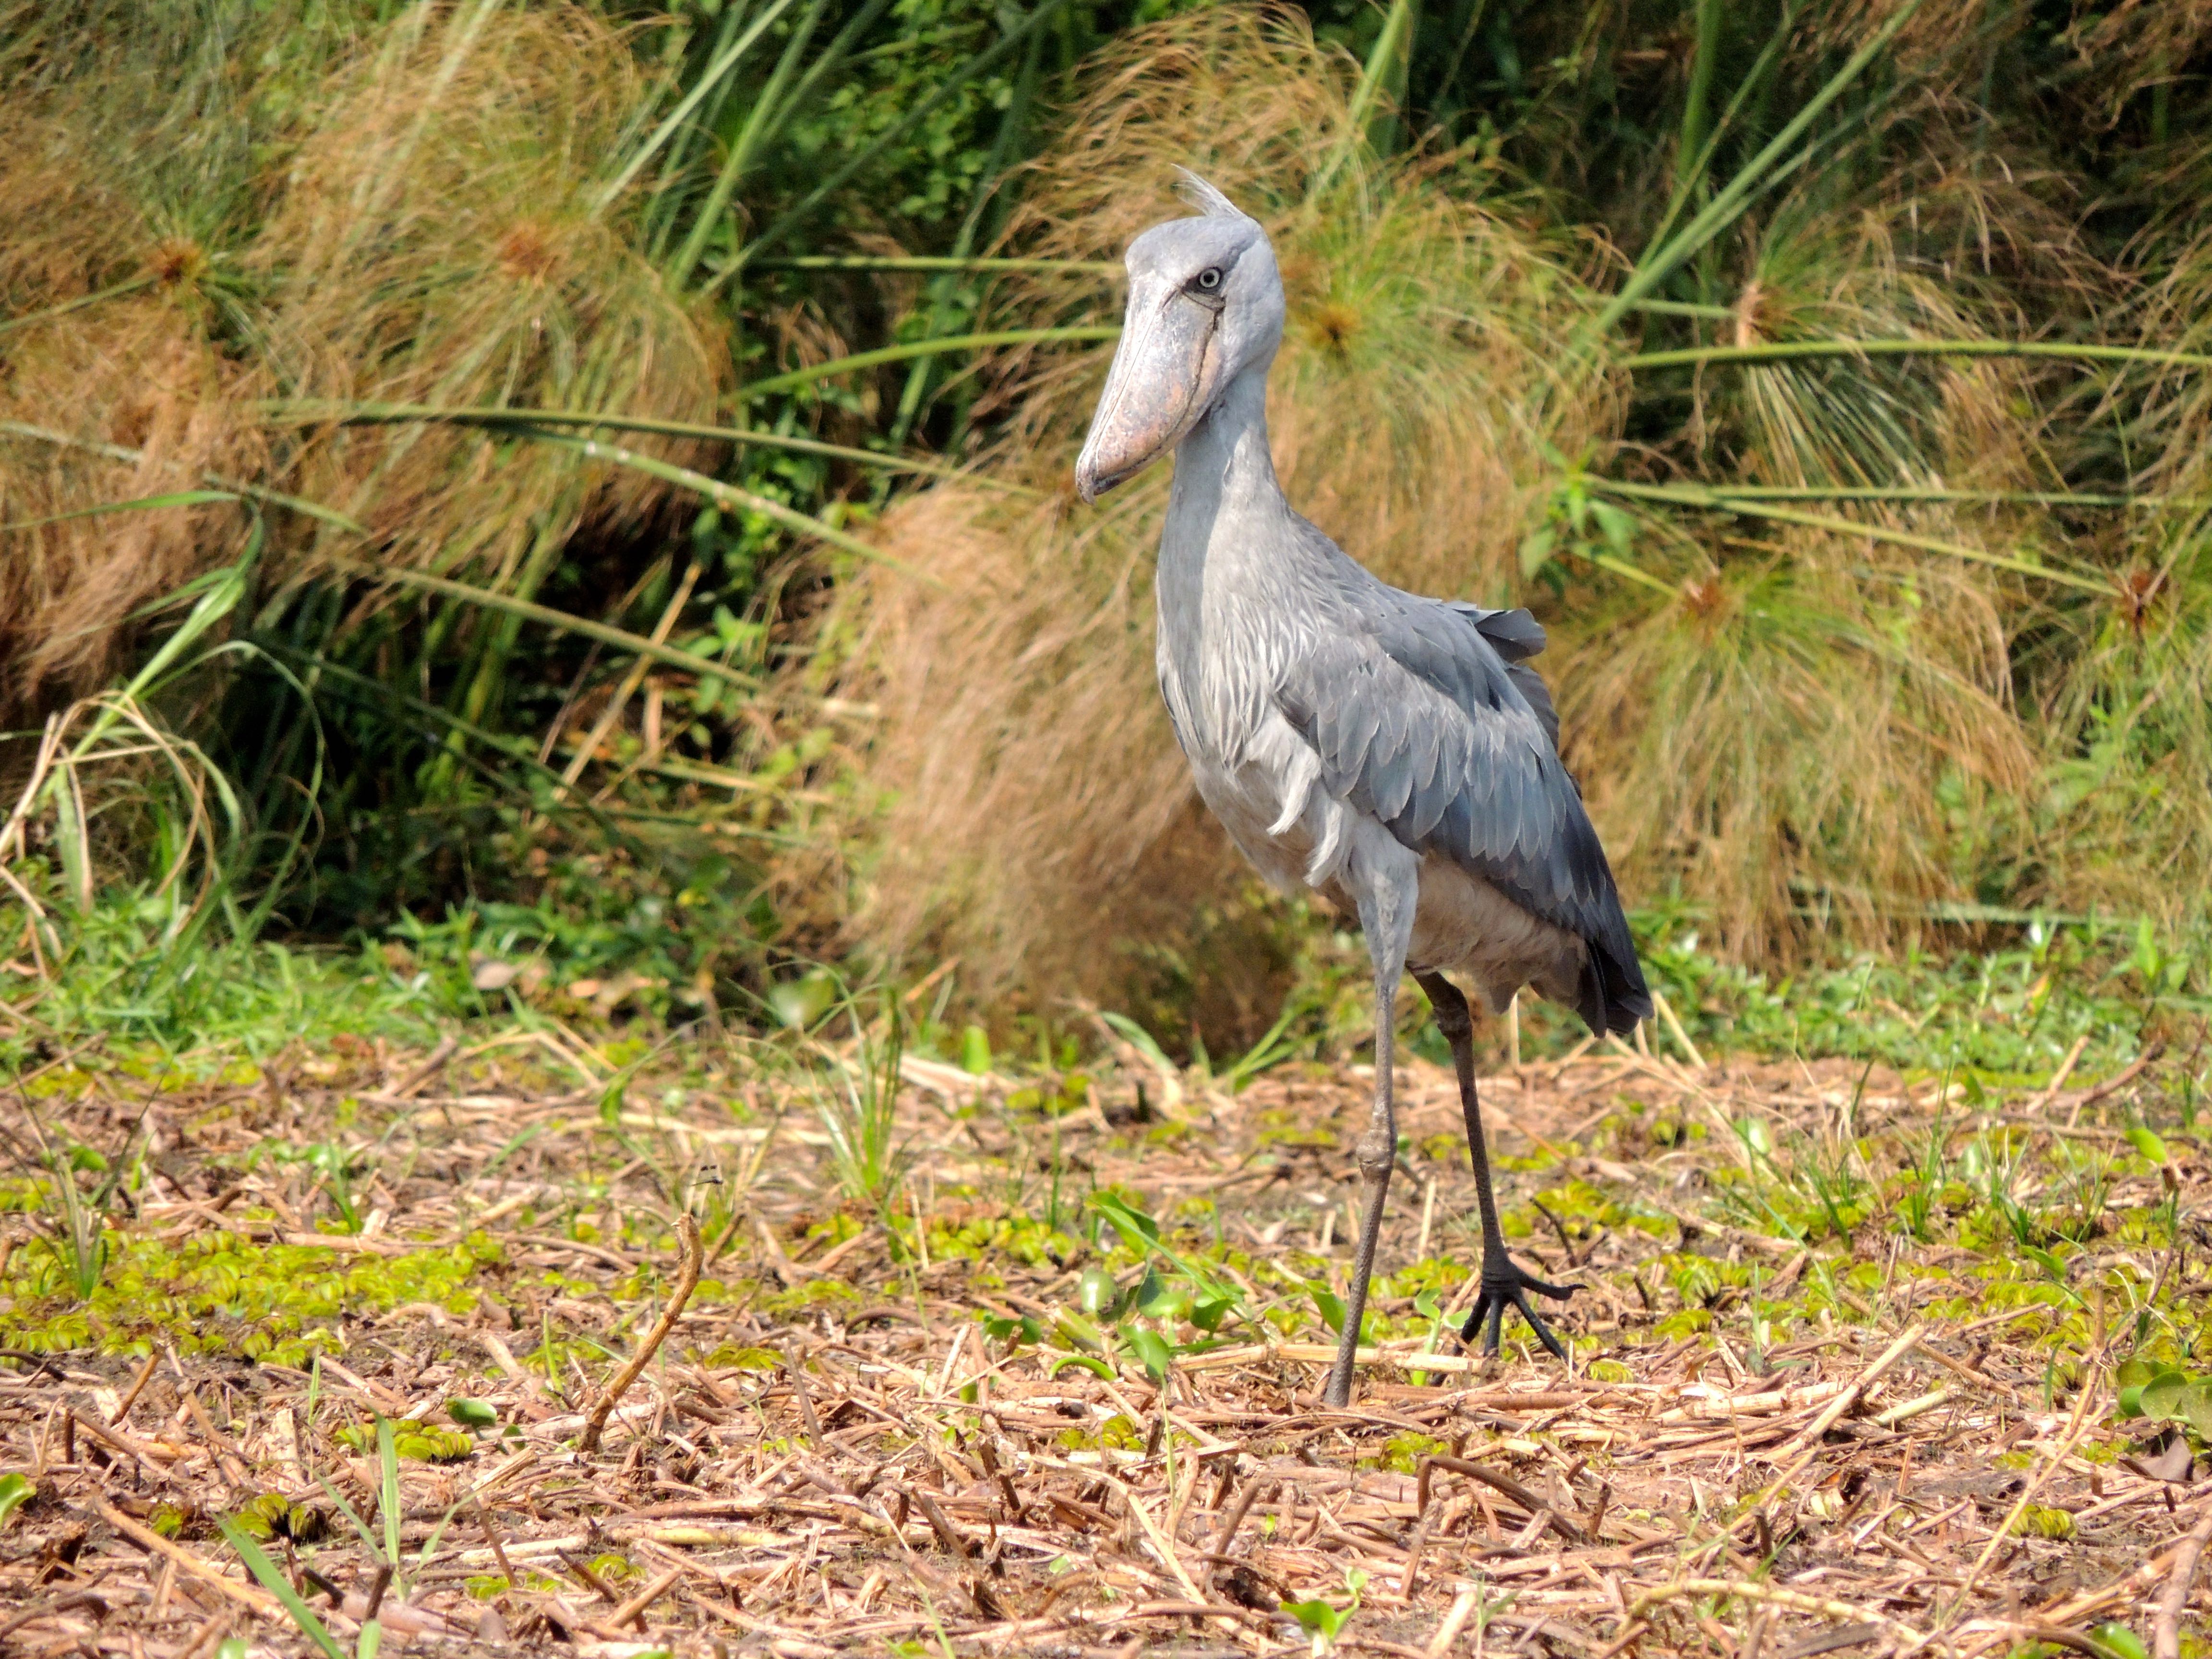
<box><xmin>3</xmin><ymin>1026</ymin><xmax>2207</xmax><ymax>1656</ymax></box>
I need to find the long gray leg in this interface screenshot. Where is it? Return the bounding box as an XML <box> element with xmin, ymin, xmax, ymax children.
<box><xmin>1412</xmin><ymin>971</ymin><xmax>1577</xmax><ymax>1361</ymax></box>
<box><xmin>1324</xmin><ymin>868</ymin><xmax>1414</xmax><ymax>1410</ymax></box>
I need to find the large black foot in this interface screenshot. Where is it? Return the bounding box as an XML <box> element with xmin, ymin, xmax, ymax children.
<box><xmin>1460</xmin><ymin>1250</ymin><xmax>1578</xmax><ymax>1360</ymax></box>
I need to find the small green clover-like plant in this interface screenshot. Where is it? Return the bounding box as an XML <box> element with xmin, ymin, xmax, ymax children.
<box><xmin>2089</xmin><ymin>1623</ymin><xmax>2150</xmax><ymax>1659</ymax></box>
<box><xmin>1120</xmin><ymin>1325</ymin><xmax>1173</xmax><ymax>1386</ymax></box>
<box><xmin>1282</xmin><ymin>1568</ymin><xmax>1367</xmax><ymax>1656</ymax></box>
<box><xmin>447</xmin><ymin>1397</ymin><xmax>498</xmax><ymax>1431</ymax></box>
<box><xmin>397</xmin><ymin>1425</ymin><xmax>473</xmax><ymax>1461</ymax></box>
<box><xmin>2008</xmin><ymin>1504</ymin><xmax>2077</xmax><ymax>1540</ymax></box>
<box><xmin>980</xmin><ymin>1310</ymin><xmax>1044</xmax><ymax>1350</ymax></box>
<box><xmin>0</xmin><ymin>1472</ymin><xmax>33</xmax><ymax>1528</ymax></box>
<box><xmin>1091</xmin><ymin>1193</ymin><xmax>1245</xmax><ymax>1335</ymax></box>
<box><xmin>1077</xmin><ymin>1264</ymin><xmax>1124</xmax><ymax>1318</ymax></box>
<box><xmin>2115</xmin><ymin>1359</ymin><xmax>2212</xmax><ymax>1440</ymax></box>
<box><xmin>227</xmin><ymin>1492</ymin><xmax>324</xmax><ymax>1543</ymax></box>
<box><xmin>337</xmin><ymin>1420</ymin><xmax>472</xmax><ymax>1462</ymax></box>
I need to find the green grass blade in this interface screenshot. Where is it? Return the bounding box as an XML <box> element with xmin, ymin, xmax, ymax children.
<box><xmin>1593</xmin><ymin>0</ymin><xmax>1927</xmax><ymax>335</ymax></box>
<box><xmin>1636</xmin><ymin>0</ymin><xmax>1789</xmax><ymax>269</ymax></box>
<box><xmin>751</xmin><ymin>255</ymin><xmax>1116</xmax><ymax>274</ymax></box>
<box><xmin>594</xmin><ymin>0</ymin><xmax>800</xmax><ymax>211</ymax></box>
<box><xmin>0</xmin><ymin>274</ymin><xmax>157</xmax><ymax>338</ymax></box>
<box><xmin>258</xmin><ymin>645</ymin><xmax>659</xmax><ymax>849</ymax></box>
<box><xmin>377</xmin><ymin>1417</ymin><xmax>402</xmax><ymax>1569</ymax></box>
<box><xmin>1673</xmin><ymin>0</ymin><xmax>1725</xmax><ymax>199</ymax></box>
<box><xmin>0</xmin><ymin>421</ymin><xmax>367</xmax><ymax>534</ymax></box>
<box><xmin>735</xmin><ymin>0</ymin><xmax>1080</xmax><ymax>269</ymax></box>
<box><xmin>1623</xmin><ymin>338</ymin><xmax>2212</xmax><ymax>374</ymax></box>
<box><xmin>737</xmin><ymin>326</ymin><xmax>1119</xmax><ymax>398</ymax></box>
<box><xmin>257</xmin><ymin>400</ymin><xmax>1032</xmax><ymax>490</ymax></box>
<box><xmin>320</xmin><ymin>559</ymin><xmax>758</xmax><ymax>689</ymax></box>
<box><xmin>1318</xmin><ymin>0</ymin><xmax>1416</xmax><ymax>188</ymax></box>
<box><xmin>32</xmin><ymin>541</ymin><xmax>259</xmax><ymax>842</ymax></box>
<box><xmin>216</xmin><ymin>1515</ymin><xmax>348</xmax><ymax>1659</ymax></box>
<box><xmin>1628</xmin><ymin>483</ymin><xmax>2183</xmax><ymax>509</ymax></box>
<box><xmin>0</xmin><ymin>489</ymin><xmax>237</xmax><ymax>535</ymax></box>
<box><xmin>117</xmin><ymin>544</ymin><xmax>253</xmax><ymax>704</ymax></box>
<box><xmin>666</xmin><ymin>0</ymin><xmax>834</xmax><ymax>288</ymax></box>
<box><xmin>197</xmin><ymin>640</ymin><xmax>325</xmax><ymax>942</ymax></box>
<box><xmin>522</xmin><ymin>429</ymin><xmax>933</xmax><ymax>580</ymax></box>
<box><xmin>1629</xmin><ymin>299</ymin><xmax>1736</xmax><ymax>320</ymax></box>
<box><xmin>678</xmin><ymin>0</ymin><xmax>898</xmax><ymax>284</ymax></box>
<box><xmin>1587</xmin><ymin>478</ymin><xmax>2115</xmax><ymax>595</ymax></box>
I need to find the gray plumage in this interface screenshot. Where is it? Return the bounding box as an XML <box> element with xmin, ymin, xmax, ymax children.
<box><xmin>1076</xmin><ymin>174</ymin><xmax>1650</xmax><ymax>1405</ymax></box>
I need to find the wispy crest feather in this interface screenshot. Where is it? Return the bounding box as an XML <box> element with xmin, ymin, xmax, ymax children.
<box><xmin>1174</xmin><ymin>166</ymin><xmax>1246</xmax><ymax>220</ymax></box>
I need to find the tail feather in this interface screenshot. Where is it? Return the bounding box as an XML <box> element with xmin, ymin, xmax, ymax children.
<box><xmin>1576</xmin><ymin>934</ymin><xmax>1652</xmax><ymax>1038</ymax></box>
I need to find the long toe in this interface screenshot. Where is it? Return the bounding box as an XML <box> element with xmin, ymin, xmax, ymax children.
<box><xmin>1460</xmin><ymin>1251</ymin><xmax>1582</xmax><ymax>1360</ymax></box>
<box><xmin>1458</xmin><ymin>1299</ymin><xmax>1487</xmax><ymax>1347</ymax></box>
<box><xmin>1512</xmin><ymin>1290</ymin><xmax>1570</xmax><ymax>1361</ymax></box>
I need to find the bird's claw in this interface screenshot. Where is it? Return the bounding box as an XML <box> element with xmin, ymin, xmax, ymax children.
<box><xmin>1459</xmin><ymin>1251</ymin><xmax>1578</xmax><ymax>1360</ymax></box>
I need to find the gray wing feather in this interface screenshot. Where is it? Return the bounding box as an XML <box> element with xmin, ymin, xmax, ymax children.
<box><xmin>1445</xmin><ymin>601</ymin><xmax>1559</xmax><ymax>745</ymax></box>
<box><xmin>1274</xmin><ymin>591</ymin><xmax>1648</xmax><ymax>1035</ymax></box>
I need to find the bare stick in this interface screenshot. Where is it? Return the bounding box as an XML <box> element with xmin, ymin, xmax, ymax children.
<box><xmin>2037</xmin><ymin>1032</ymin><xmax>2091</xmax><ymax>1111</ymax></box>
<box><xmin>1426</xmin><ymin>1587</ymin><xmax>1479</xmax><ymax>1658</ymax></box>
<box><xmin>1652</xmin><ymin>989</ymin><xmax>1707</xmax><ymax>1070</ymax></box>
<box><xmin>1425</xmin><ymin>1455</ymin><xmax>1584</xmax><ymax>1544</ymax></box>
<box><xmin>93</xmin><ymin>1500</ymin><xmax>276</xmax><ymax>1617</ymax></box>
<box><xmin>579</xmin><ymin>1214</ymin><xmax>703</xmax><ymax>1455</ymax></box>
<box><xmin>609</xmin><ymin>1566</ymin><xmax>684</xmax><ymax>1632</ymax></box>
<box><xmin>1752</xmin><ymin>1324</ymin><xmax>1925</xmax><ymax>1496</ymax></box>
<box><xmin>2154</xmin><ymin>1507</ymin><xmax>2212</xmax><ymax>1659</ymax></box>
<box><xmin>113</xmin><ymin>1349</ymin><xmax>161</xmax><ymax>1424</ymax></box>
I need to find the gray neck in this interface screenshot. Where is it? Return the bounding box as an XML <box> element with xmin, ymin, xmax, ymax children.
<box><xmin>1167</xmin><ymin>364</ymin><xmax>1280</xmax><ymax>525</ymax></box>
<box><xmin>1159</xmin><ymin>361</ymin><xmax>1285</xmax><ymax>604</ymax></box>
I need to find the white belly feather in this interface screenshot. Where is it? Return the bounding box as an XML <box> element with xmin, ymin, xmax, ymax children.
<box><xmin>1173</xmin><ymin>697</ymin><xmax>1587</xmax><ymax>1014</ymax></box>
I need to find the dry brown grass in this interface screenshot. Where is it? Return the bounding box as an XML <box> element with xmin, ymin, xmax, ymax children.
<box><xmin>0</xmin><ymin>5</ymin><xmax>725</xmax><ymax>730</ymax></box>
<box><xmin>0</xmin><ymin>123</ymin><xmax>267</xmax><ymax>709</ymax></box>
<box><xmin>1563</xmin><ymin>539</ymin><xmax>2037</xmax><ymax>961</ymax></box>
<box><xmin>259</xmin><ymin>4</ymin><xmax>725</xmax><ymax>584</ymax></box>
<box><xmin>1551</xmin><ymin>149</ymin><xmax>2095</xmax><ymax>960</ymax></box>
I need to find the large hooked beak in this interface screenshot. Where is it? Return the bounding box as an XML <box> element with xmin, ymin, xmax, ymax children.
<box><xmin>1074</xmin><ymin>282</ymin><xmax>1222</xmax><ymax>504</ymax></box>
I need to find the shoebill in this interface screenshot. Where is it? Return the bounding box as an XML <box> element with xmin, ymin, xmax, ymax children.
<box><xmin>1073</xmin><ymin>174</ymin><xmax>1650</xmax><ymax>1407</ymax></box>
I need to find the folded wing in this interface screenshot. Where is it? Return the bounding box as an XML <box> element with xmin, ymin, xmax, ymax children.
<box><xmin>1273</xmin><ymin>592</ymin><xmax>1650</xmax><ymax>1036</ymax></box>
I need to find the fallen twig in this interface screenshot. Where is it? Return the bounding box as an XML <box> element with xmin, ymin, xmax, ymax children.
<box><xmin>93</xmin><ymin>1499</ymin><xmax>277</xmax><ymax>1618</ymax></box>
<box><xmin>2154</xmin><ymin>1507</ymin><xmax>2212</xmax><ymax>1659</ymax></box>
<box><xmin>1628</xmin><ymin>1577</ymin><xmax>1926</xmax><ymax>1649</ymax></box>
<box><xmin>578</xmin><ymin>1213</ymin><xmax>703</xmax><ymax>1455</ymax></box>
